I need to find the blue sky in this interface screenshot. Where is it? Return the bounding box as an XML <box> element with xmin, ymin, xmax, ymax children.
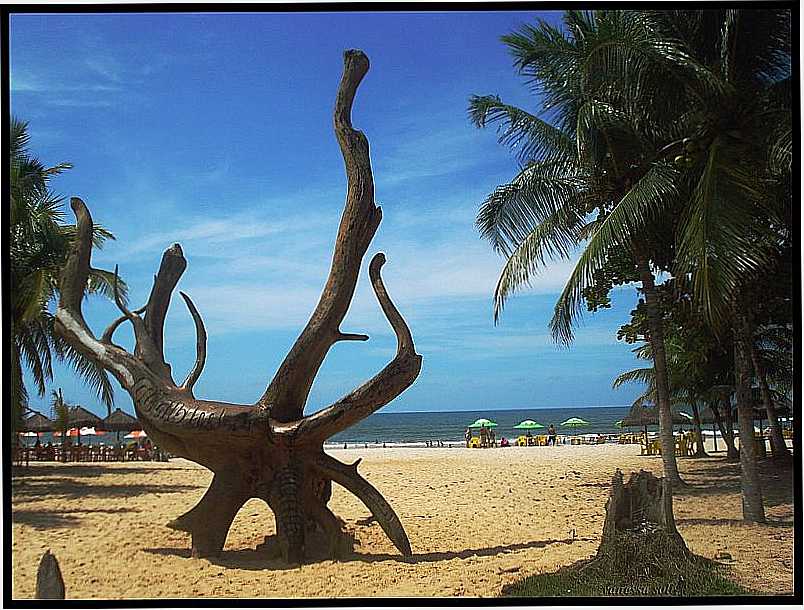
<box><xmin>11</xmin><ymin>10</ymin><xmax>646</xmax><ymax>417</ymax></box>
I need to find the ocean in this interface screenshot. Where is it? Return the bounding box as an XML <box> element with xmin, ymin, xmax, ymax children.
<box><xmin>323</xmin><ymin>405</ymin><xmax>637</xmax><ymax>448</ymax></box>
<box><xmin>26</xmin><ymin>405</ymin><xmax>688</xmax><ymax>449</ymax></box>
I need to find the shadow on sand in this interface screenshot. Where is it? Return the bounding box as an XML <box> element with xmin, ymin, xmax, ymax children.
<box><xmin>675</xmin><ymin>457</ymin><xmax>793</xmax><ymax>508</ymax></box>
<box><xmin>12</xmin><ymin>477</ymin><xmax>202</xmax><ymax>505</ymax></box>
<box><xmin>144</xmin><ymin>536</ymin><xmax>596</xmax><ymax>571</ymax></box>
<box><xmin>12</xmin><ymin>463</ymin><xmax>200</xmax><ymax>479</ymax></box>
<box><xmin>12</xmin><ymin>506</ymin><xmax>142</xmax><ymax>530</ymax></box>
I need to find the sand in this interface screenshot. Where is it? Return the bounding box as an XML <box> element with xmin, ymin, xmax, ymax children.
<box><xmin>11</xmin><ymin>445</ymin><xmax>794</xmax><ymax>599</ymax></box>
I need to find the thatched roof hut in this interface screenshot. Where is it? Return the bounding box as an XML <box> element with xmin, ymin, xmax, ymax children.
<box><xmin>621</xmin><ymin>403</ymin><xmax>690</xmax><ymax>427</ymax></box>
<box><xmin>698</xmin><ymin>395</ymin><xmax>791</xmax><ymax>426</ymax></box>
<box><xmin>101</xmin><ymin>408</ymin><xmax>140</xmax><ymax>432</ymax></box>
<box><xmin>67</xmin><ymin>406</ymin><xmax>102</xmax><ymax>428</ymax></box>
<box><xmin>23</xmin><ymin>411</ymin><xmax>55</xmax><ymax>432</ymax></box>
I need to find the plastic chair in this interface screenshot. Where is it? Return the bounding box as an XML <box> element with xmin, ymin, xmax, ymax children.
<box><xmin>468</xmin><ymin>437</ymin><xmax>480</xmax><ymax>449</ymax></box>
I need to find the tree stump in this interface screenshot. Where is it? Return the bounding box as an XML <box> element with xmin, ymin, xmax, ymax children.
<box><xmin>502</xmin><ymin>470</ymin><xmax>743</xmax><ymax>596</ymax></box>
<box><xmin>595</xmin><ymin>469</ymin><xmax>689</xmax><ymax>568</ymax></box>
<box><xmin>35</xmin><ymin>550</ymin><xmax>65</xmax><ymax>600</ymax></box>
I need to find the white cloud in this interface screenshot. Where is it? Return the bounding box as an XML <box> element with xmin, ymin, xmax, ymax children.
<box><xmin>105</xmin><ymin>188</ymin><xmax>583</xmax><ymax>338</ymax></box>
<box><xmin>48</xmin><ymin>98</ymin><xmax>116</xmax><ymax>108</ymax></box>
<box><xmin>84</xmin><ymin>56</ymin><xmax>126</xmax><ymax>84</ymax></box>
<box><xmin>374</xmin><ymin>127</ymin><xmax>486</xmax><ymax>185</ymax></box>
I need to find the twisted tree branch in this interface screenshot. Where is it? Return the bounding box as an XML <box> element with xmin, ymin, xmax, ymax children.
<box><xmin>100</xmin><ymin>304</ymin><xmax>148</xmax><ymax>345</ymax></box>
<box><xmin>144</xmin><ymin>244</ymin><xmax>187</xmax><ymax>373</ymax></box>
<box><xmin>294</xmin><ymin>253</ymin><xmax>422</xmax><ymax>442</ymax></box>
<box><xmin>259</xmin><ymin>50</ymin><xmax>382</xmax><ymax>422</ymax></box>
<box><xmin>314</xmin><ymin>452</ymin><xmax>411</xmax><ymax>556</ymax></box>
<box><xmin>179</xmin><ymin>291</ymin><xmax>207</xmax><ymax>394</ymax></box>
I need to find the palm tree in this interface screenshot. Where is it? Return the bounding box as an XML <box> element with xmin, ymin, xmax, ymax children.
<box><xmin>470</xmin><ymin>9</ymin><xmax>790</xmax><ymax>520</ymax></box>
<box><xmin>10</xmin><ymin>118</ymin><xmax>124</xmax><ymax>426</ymax></box>
<box><xmin>751</xmin><ymin>321</ymin><xmax>793</xmax><ymax>459</ymax></box>
<box><xmin>50</xmin><ymin>388</ymin><xmax>71</xmax><ymax>461</ymax></box>
<box><xmin>469</xmin><ymin>10</ymin><xmax>693</xmax><ymax>485</ymax></box>
<box><xmin>614</xmin><ymin>328</ymin><xmax>724</xmax><ymax>460</ymax></box>
<box><xmin>655</xmin><ymin>8</ymin><xmax>791</xmax><ymax>523</ymax></box>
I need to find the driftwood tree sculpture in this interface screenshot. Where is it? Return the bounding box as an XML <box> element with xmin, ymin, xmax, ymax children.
<box><xmin>54</xmin><ymin>50</ymin><xmax>422</xmax><ymax>563</ymax></box>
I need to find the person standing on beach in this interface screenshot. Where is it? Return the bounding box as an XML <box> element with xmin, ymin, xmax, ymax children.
<box><xmin>480</xmin><ymin>425</ymin><xmax>488</xmax><ymax>448</ymax></box>
<box><xmin>548</xmin><ymin>424</ymin><xmax>557</xmax><ymax>446</ymax></box>
<box><xmin>465</xmin><ymin>428</ymin><xmax>471</xmax><ymax>448</ymax></box>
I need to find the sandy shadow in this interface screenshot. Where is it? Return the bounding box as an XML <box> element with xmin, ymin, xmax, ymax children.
<box><xmin>144</xmin><ymin>536</ymin><xmax>594</xmax><ymax>571</ymax></box>
<box><xmin>676</xmin><ymin>517</ymin><xmax>793</xmax><ymax>528</ymax></box>
<box><xmin>12</xmin><ymin>464</ymin><xmax>198</xmax><ymax>479</ymax></box>
<box><xmin>12</xmin><ymin>478</ymin><xmax>202</xmax><ymax>503</ymax></box>
<box><xmin>12</xmin><ymin>506</ymin><xmax>141</xmax><ymax>530</ymax></box>
<box><xmin>351</xmin><ymin>537</ymin><xmax>594</xmax><ymax>565</ymax></box>
<box><xmin>676</xmin><ymin>458</ymin><xmax>793</xmax><ymax>508</ymax></box>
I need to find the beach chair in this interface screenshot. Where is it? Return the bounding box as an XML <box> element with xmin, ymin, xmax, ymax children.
<box><xmin>468</xmin><ymin>437</ymin><xmax>480</xmax><ymax>449</ymax></box>
<box><xmin>536</xmin><ymin>435</ymin><xmax>547</xmax><ymax>446</ymax></box>
<box><xmin>515</xmin><ymin>435</ymin><xmax>527</xmax><ymax>447</ymax></box>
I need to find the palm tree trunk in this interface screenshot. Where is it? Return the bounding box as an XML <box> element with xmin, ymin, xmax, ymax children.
<box><xmin>634</xmin><ymin>252</ymin><xmax>682</xmax><ymax>485</ymax></box>
<box><xmin>709</xmin><ymin>400</ymin><xmax>738</xmax><ymax>459</ymax></box>
<box><xmin>733</xmin><ymin>312</ymin><xmax>766</xmax><ymax>523</ymax></box>
<box><xmin>721</xmin><ymin>398</ymin><xmax>739</xmax><ymax>460</ymax></box>
<box><xmin>690</xmin><ymin>402</ymin><xmax>708</xmax><ymax>457</ymax></box>
<box><xmin>750</xmin><ymin>347</ymin><xmax>790</xmax><ymax>459</ymax></box>
<box><xmin>10</xmin><ymin>345</ymin><xmax>26</xmax><ymax>441</ymax></box>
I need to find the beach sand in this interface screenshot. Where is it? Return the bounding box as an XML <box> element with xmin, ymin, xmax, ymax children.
<box><xmin>11</xmin><ymin>445</ymin><xmax>794</xmax><ymax>599</ymax></box>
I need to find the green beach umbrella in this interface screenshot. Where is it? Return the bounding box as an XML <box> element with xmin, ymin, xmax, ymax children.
<box><xmin>513</xmin><ymin>420</ymin><xmax>545</xmax><ymax>430</ymax></box>
<box><xmin>560</xmin><ymin>417</ymin><xmax>590</xmax><ymax>428</ymax></box>
<box><xmin>468</xmin><ymin>418</ymin><xmax>498</xmax><ymax>428</ymax></box>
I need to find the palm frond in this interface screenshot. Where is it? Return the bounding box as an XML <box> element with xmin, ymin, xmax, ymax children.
<box><xmin>612</xmin><ymin>366</ymin><xmax>654</xmax><ymax>389</ymax></box>
<box><xmin>87</xmin><ymin>267</ymin><xmax>128</xmax><ymax>303</ymax></box>
<box><xmin>15</xmin><ymin>323</ymin><xmax>52</xmax><ymax>397</ymax></box>
<box><xmin>491</xmin><ymin>204</ymin><xmax>588</xmax><ymax>321</ymax></box>
<box><xmin>50</xmin><ymin>333</ymin><xmax>115</xmax><ymax>408</ymax></box>
<box><xmin>476</xmin><ymin>161</ymin><xmax>587</xmax><ymax>255</ymax></box>
<box><xmin>675</xmin><ymin>136</ymin><xmax>778</xmax><ymax>326</ymax></box>
<box><xmin>550</xmin><ymin>162</ymin><xmax>679</xmax><ymax>343</ymax></box>
<box><xmin>468</xmin><ymin>94</ymin><xmax>575</xmax><ymax>163</ymax></box>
